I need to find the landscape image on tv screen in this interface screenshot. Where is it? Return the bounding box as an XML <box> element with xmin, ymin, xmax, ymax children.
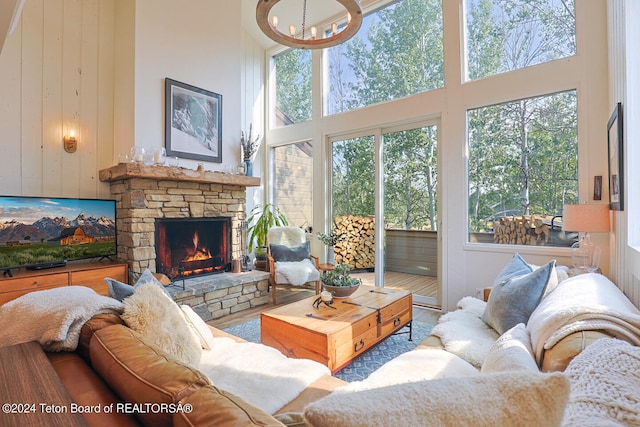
<box><xmin>0</xmin><ymin>196</ymin><xmax>117</xmax><ymax>270</ymax></box>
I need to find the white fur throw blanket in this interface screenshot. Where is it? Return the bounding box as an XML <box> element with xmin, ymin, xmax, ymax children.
<box><xmin>527</xmin><ymin>273</ymin><xmax>640</xmax><ymax>364</ymax></box>
<box><xmin>197</xmin><ymin>336</ymin><xmax>330</xmax><ymax>414</ymax></box>
<box><xmin>274</xmin><ymin>258</ymin><xmax>319</xmax><ymax>286</ymax></box>
<box><xmin>431</xmin><ymin>296</ymin><xmax>499</xmax><ymax>368</ymax></box>
<box><xmin>562</xmin><ymin>338</ymin><xmax>640</xmax><ymax>426</ymax></box>
<box><xmin>0</xmin><ymin>286</ymin><xmax>123</xmax><ymax>352</ymax></box>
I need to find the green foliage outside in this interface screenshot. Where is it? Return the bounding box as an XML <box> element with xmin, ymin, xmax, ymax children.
<box><xmin>467</xmin><ymin>0</ymin><xmax>576</xmax><ymax>80</ymax></box>
<box><xmin>275</xmin><ymin>49</ymin><xmax>311</xmax><ymax>125</ymax></box>
<box><xmin>275</xmin><ymin>0</ymin><xmax>577</xmax><ymax>244</ymax></box>
<box><xmin>468</xmin><ymin>91</ymin><xmax>578</xmax><ymax>233</ymax></box>
<box><xmin>466</xmin><ymin>0</ymin><xmax>578</xmax><ymax>237</ymax></box>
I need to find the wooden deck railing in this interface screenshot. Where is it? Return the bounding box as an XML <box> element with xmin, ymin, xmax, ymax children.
<box><xmin>385</xmin><ymin>229</ymin><xmax>437</xmax><ymax>277</ymax></box>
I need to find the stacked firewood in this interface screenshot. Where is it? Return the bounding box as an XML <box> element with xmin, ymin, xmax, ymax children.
<box><xmin>493</xmin><ymin>216</ymin><xmax>550</xmax><ymax>245</ymax></box>
<box><xmin>333</xmin><ymin>215</ymin><xmax>375</xmax><ymax>269</ymax></box>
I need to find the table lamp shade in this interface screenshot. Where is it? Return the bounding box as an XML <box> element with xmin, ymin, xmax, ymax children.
<box><xmin>562</xmin><ymin>204</ymin><xmax>610</xmax><ymax>233</ymax></box>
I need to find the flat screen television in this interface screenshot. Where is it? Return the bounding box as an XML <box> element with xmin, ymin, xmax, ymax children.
<box><xmin>0</xmin><ymin>196</ymin><xmax>117</xmax><ymax>274</ymax></box>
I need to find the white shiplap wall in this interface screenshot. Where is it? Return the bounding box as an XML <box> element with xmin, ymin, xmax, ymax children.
<box><xmin>609</xmin><ymin>0</ymin><xmax>640</xmax><ymax>307</ymax></box>
<box><xmin>0</xmin><ymin>0</ymin><xmax>115</xmax><ymax>199</ymax></box>
<box><xmin>241</xmin><ymin>28</ymin><xmax>266</xmax><ymax>214</ymax></box>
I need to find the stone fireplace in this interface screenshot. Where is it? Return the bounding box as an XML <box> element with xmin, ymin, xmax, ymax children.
<box><xmin>99</xmin><ymin>163</ymin><xmax>270</xmax><ymax>320</ymax></box>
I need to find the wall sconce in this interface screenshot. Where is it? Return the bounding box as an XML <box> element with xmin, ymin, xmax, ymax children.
<box><xmin>63</xmin><ymin>130</ymin><xmax>77</xmax><ymax>153</ymax></box>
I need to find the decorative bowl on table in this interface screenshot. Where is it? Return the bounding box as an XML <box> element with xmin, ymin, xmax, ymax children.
<box><xmin>322</xmin><ymin>283</ymin><xmax>360</xmax><ymax>298</ymax></box>
<box><xmin>321</xmin><ymin>263</ymin><xmax>362</xmax><ymax>299</ymax></box>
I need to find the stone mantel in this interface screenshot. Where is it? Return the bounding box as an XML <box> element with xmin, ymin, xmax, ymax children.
<box><xmin>99</xmin><ymin>161</ymin><xmax>258</xmax><ymax>293</ymax></box>
<box><xmin>99</xmin><ymin>163</ymin><xmax>261</xmax><ymax>187</ymax></box>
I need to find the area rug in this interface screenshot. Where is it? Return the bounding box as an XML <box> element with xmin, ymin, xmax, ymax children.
<box><xmin>223</xmin><ymin>318</ymin><xmax>435</xmax><ymax>383</ymax></box>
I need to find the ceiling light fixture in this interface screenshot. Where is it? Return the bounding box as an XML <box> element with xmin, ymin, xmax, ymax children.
<box><xmin>256</xmin><ymin>0</ymin><xmax>363</xmax><ymax>49</ymax></box>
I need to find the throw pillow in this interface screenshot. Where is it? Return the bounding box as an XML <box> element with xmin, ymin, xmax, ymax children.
<box><xmin>562</xmin><ymin>338</ymin><xmax>640</xmax><ymax>426</ymax></box>
<box><xmin>121</xmin><ymin>281</ymin><xmax>202</xmax><ymax>367</ymax></box>
<box><xmin>482</xmin><ymin>254</ymin><xmax>556</xmax><ymax>334</ymax></box>
<box><xmin>481</xmin><ymin>323</ymin><xmax>539</xmax><ymax>373</ymax></box>
<box><xmin>269</xmin><ymin>241</ymin><xmax>311</xmax><ymax>262</ymax></box>
<box><xmin>304</xmin><ymin>372</ymin><xmax>569</xmax><ymax>427</ymax></box>
<box><xmin>104</xmin><ymin>277</ymin><xmax>134</xmax><ymax>301</ymax></box>
<box><xmin>181</xmin><ymin>305</ymin><xmax>215</xmax><ymax>350</ymax></box>
<box><xmin>105</xmin><ymin>268</ymin><xmax>168</xmax><ymax>301</ymax></box>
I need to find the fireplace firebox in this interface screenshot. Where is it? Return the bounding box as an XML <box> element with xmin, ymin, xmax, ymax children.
<box><xmin>156</xmin><ymin>218</ymin><xmax>231</xmax><ymax>280</ymax></box>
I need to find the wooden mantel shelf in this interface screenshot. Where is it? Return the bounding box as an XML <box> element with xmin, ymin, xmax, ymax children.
<box><xmin>99</xmin><ymin>163</ymin><xmax>261</xmax><ymax>187</ymax></box>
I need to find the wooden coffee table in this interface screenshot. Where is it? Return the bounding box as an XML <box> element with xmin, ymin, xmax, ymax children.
<box><xmin>261</xmin><ymin>285</ymin><xmax>412</xmax><ymax>373</ymax></box>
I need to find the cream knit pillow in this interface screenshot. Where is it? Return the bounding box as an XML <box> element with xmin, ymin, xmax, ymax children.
<box><xmin>562</xmin><ymin>338</ymin><xmax>640</xmax><ymax>426</ymax></box>
<box><xmin>304</xmin><ymin>372</ymin><xmax>569</xmax><ymax>427</ymax></box>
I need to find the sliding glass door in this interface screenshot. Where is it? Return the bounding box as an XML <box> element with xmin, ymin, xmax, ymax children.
<box><xmin>382</xmin><ymin>125</ymin><xmax>439</xmax><ymax>306</ymax></box>
<box><xmin>330</xmin><ymin>123</ymin><xmax>440</xmax><ymax>307</ymax></box>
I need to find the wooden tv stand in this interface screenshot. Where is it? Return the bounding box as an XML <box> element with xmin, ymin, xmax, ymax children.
<box><xmin>0</xmin><ymin>260</ymin><xmax>128</xmax><ymax>305</ymax></box>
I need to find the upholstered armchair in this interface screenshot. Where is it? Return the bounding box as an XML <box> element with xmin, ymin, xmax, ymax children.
<box><xmin>267</xmin><ymin>226</ymin><xmax>321</xmax><ymax>304</ymax></box>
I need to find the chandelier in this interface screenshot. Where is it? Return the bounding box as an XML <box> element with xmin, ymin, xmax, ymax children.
<box><xmin>256</xmin><ymin>0</ymin><xmax>363</xmax><ymax>49</ymax></box>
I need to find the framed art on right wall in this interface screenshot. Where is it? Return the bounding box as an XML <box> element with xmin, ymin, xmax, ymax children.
<box><xmin>607</xmin><ymin>102</ymin><xmax>624</xmax><ymax>211</ymax></box>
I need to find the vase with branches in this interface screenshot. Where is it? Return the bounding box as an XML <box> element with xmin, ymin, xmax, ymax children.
<box><xmin>317</xmin><ymin>226</ymin><xmax>348</xmax><ymax>264</ymax></box>
<box><xmin>241</xmin><ymin>123</ymin><xmax>261</xmax><ymax>176</ymax></box>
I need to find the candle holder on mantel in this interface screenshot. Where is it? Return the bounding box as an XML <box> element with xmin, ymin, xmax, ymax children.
<box><xmin>130</xmin><ymin>146</ymin><xmax>146</xmax><ymax>163</ymax></box>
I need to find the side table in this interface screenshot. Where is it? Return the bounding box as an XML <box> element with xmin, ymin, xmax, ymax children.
<box><xmin>317</xmin><ymin>263</ymin><xmax>335</xmax><ymax>275</ymax></box>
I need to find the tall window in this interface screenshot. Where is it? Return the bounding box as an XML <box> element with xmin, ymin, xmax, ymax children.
<box><xmin>274</xmin><ymin>49</ymin><xmax>312</xmax><ymax>127</ymax></box>
<box><xmin>468</xmin><ymin>90</ymin><xmax>578</xmax><ymax>246</ymax></box>
<box><xmin>327</xmin><ymin>0</ymin><xmax>443</xmax><ymax>115</ymax></box>
<box><xmin>466</xmin><ymin>0</ymin><xmax>576</xmax><ymax>81</ymax></box>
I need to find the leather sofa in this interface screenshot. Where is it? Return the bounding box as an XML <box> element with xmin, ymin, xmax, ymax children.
<box><xmin>45</xmin><ymin>313</ymin><xmax>346</xmax><ymax>427</ymax></box>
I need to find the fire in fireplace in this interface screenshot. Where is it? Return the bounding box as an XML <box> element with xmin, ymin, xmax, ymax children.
<box><xmin>155</xmin><ymin>218</ymin><xmax>231</xmax><ymax>280</ymax></box>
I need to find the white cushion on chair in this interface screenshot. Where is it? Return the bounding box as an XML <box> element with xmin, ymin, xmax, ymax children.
<box><xmin>268</xmin><ymin>226</ymin><xmax>306</xmax><ymax>247</ymax></box>
<box><xmin>274</xmin><ymin>259</ymin><xmax>320</xmax><ymax>286</ymax></box>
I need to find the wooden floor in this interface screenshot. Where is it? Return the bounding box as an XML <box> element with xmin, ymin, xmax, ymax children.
<box><xmin>353</xmin><ymin>271</ymin><xmax>438</xmax><ymax>298</ymax></box>
<box><xmin>208</xmin><ymin>280</ymin><xmax>442</xmax><ymax>330</ymax></box>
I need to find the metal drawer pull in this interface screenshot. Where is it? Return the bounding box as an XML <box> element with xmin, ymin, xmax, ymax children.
<box><xmin>394</xmin><ymin>317</ymin><xmax>401</xmax><ymax>327</ymax></box>
<box><xmin>354</xmin><ymin>339</ymin><xmax>365</xmax><ymax>352</ymax></box>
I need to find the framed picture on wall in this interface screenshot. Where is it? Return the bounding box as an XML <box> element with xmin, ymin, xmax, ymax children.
<box><xmin>165</xmin><ymin>78</ymin><xmax>222</xmax><ymax>163</ymax></box>
<box><xmin>607</xmin><ymin>102</ymin><xmax>624</xmax><ymax>211</ymax></box>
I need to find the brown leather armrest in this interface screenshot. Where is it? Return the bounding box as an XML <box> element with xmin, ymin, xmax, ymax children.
<box><xmin>541</xmin><ymin>330</ymin><xmax>613</xmax><ymax>372</ymax></box>
<box><xmin>47</xmin><ymin>352</ymin><xmax>141</xmax><ymax>427</ymax></box>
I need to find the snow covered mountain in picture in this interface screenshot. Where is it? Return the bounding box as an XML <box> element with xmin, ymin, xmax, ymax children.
<box><xmin>0</xmin><ymin>197</ymin><xmax>117</xmax><ymax>245</ymax></box>
<box><xmin>0</xmin><ymin>213</ymin><xmax>115</xmax><ymax>243</ymax></box>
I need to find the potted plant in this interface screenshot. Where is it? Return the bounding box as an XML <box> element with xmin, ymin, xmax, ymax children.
<box><xmin>317</xmin><ymin>226</ymin><xmax>348</xmax><ymax>264</ymax></box>
<box><xmin>321</xmin><ymin>263</ymin><xmax>362</xmax><ymax>298</ymax></box>
<box><xmin>247</xmin><ymin>203</ymin><xmax>288</xmax><ymax>269</ymax></box>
